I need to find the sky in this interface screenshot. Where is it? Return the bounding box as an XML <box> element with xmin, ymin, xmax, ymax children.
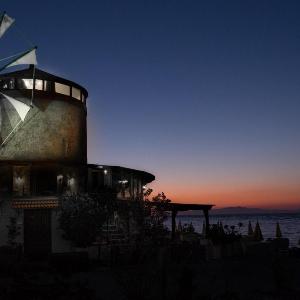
<box><xmin>2</xmin><ymin>0</ymin><xmax>300</xmax><ymax>209</ymax></box>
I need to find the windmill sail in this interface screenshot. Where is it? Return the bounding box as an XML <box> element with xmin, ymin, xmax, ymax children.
<box><xmin>0</xmin><ymin>13</ymin><xmax>15</xmax><ymax>38</ymax></box>
<box><xmin>0</xmin><ymin>93</ymin><xmax>31</xmax><ymax>146</ymax></box>
<box><xmin>0</xmin><ymin>47</ymin><xmax>37</xmax><ymax>72</ymax></box>
<box><xmin>0</xmin><ymin>13</ymin><xmax>36</xmax><ymax>146</ymax></box>
<box><xmin>0</xmin><ymin>93</ymin><xmax>31</xmax><ymax>121</ymax></box>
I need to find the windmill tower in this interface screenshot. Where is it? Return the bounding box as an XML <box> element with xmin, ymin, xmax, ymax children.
<box><xmin>0</xmin><ymin>12</ymin><xmax>88</xmax><ymax>256</ymax></box>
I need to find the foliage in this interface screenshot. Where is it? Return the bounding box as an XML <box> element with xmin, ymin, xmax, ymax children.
<box><xmin>119</xmin><ymin>189</ymin><xmax>173</xmax><ymax>243</ymax></box>
<box><xmin>143</xmin><ymin>191</ymin><xmax>171</xmax><ymax>243</ymax></box>
<box><xmin>182</xmin><ymin>223</ymin><xmax>195</xmax><ymax>233</ymax></box>
<box><xmin>6</xmin><ymin>216</ymin><xmax>20</xmax><ymax>248</ymax></box>
<box><xmin>58</xmin><ymin>188</ymin><xmax>117</xmax><ymax>247</ymax></box>
<box><xmin>115</xmin><ymin>197</ymin><xmax>146</xmax><ymax>240</ymax></box>
<box><xmin>209</xmin><ymin>222</ymin><xmax>242</xmax><ymax>244</ymax></box>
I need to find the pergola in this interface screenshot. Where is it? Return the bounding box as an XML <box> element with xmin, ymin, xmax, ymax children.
<box><xmin>164</xmin><ymin>203</ymin><xmax>214</xmax><ymax>239</ymax></box>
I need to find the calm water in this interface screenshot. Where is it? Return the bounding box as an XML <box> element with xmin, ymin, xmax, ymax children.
<box><xmin>165</xmin><ymin>213</ymin><xmax>300</xmax><ymax>247</ymax></box>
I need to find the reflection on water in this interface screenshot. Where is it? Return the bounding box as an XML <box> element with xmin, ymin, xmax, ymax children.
<box><xmin>165</xmin><ymin>213</ymin><xmax>300</xmax><ymax>247</ymax></box>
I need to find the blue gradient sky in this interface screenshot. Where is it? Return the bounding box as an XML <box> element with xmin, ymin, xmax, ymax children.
<box><xmin>3</xmin><ymin>0</ymin><xmax>300</xmax><ymax>208</ymax></box>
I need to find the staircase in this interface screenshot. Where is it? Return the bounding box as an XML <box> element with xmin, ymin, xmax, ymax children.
<box><xmin>101</xmin><ymin>224</ymin><xmax>128</xmax><ymax>245</ymax></box>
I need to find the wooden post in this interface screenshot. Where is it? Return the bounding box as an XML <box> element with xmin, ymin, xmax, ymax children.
<box><xmin>30</xmin><ymin>63</ymin><xmax>36</xmax><ymax>107</ymax></box>
<box><xmin>171</xmin><ymin>209</ymin><xmax>177</xmax><ymax>240</ymax></box>
<box><xmin>203</xmin><ymin>209</ymin><xmax>210</xmax><ymax>237</ymax></box>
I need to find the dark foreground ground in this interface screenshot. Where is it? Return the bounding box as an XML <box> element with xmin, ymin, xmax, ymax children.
<box><xmin>0</xmin><ymin>249</ymin><xmax>299</xmax><ymax>300</ymax></box>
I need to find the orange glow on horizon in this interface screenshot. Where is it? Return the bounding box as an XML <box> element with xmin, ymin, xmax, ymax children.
<box><xmin>149</xmin><ymin>182</ymin><xmax>300</xmax><ymax>210</ymax></box>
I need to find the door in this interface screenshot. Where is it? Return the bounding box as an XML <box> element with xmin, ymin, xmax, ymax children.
<box><xmin>24</xmin><ymin>209</ymin><xmax>52</xmax><ymax>257</ymax></box>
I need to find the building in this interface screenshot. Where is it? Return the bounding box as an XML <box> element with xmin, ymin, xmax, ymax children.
<box><xmin>87</xmin><ymin>164</ymin><xmax>154</xmax><ymax>199</ymax></box>
<box><xmin>0</xmin><ymin>66</ymin><xmax>155</xmax><ymax>256</ymax></box>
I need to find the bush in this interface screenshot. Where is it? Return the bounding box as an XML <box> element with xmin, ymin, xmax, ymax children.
<box><xmin>58</xmin><ymin>189</ymin><xmax>117</xmax><ymax>247</ymax></box>
<box><xmin>143</xmin><ymin>192</ymin><xmax>171</xmax><ymax>243</ymax></box>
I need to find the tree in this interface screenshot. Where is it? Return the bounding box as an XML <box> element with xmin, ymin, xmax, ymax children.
<box><xmin>58</xmin><ymin>188</ymin><xmax>117</xmax><ymax>247</ymax></box>
<box><xmin>143</xmin><ymin>192</ymin><xmax>171</xmax><ymax>242</ymax></box>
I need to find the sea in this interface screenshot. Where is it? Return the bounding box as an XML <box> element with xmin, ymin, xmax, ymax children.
<box><xmin>165</xmin><ymin>213</ymin><xmax>300</xmax><ymax>247</ymax></box>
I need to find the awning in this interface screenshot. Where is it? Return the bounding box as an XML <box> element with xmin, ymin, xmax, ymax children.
<box><xmin>12</xmin><ymin>196</ymin><xmax>59</xmax><ymax>209</ymax></box>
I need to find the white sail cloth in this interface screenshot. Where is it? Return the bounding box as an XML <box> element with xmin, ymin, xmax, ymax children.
<box><xmin>0</xmin><ymin>12</ymin><xmax>38</xmax><ymax>72</ymax></box>
<box><xmin>0</xmin><ymin>13</ymin><xmax>14</xmax><ymax>38</ymax></box>
<box><xmin>0</xmin><ymin>93</ymin><xmax>31</xmax><ymax>146</ymax></box>
<box><xmin>0</xmin><ymin>93</ymin><xmax>31</xmax><ymax>121</ymax></box>
<box><xmin>2</xmin><ymin>47</ymin><xmax>37</xmax><ymax>71</ymax></box>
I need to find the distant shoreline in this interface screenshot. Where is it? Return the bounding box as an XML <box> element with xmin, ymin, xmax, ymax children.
<box><xmin>178</xmin><ymin>207</ymin><xmax>300</xmax><ymax>217</ymax></box>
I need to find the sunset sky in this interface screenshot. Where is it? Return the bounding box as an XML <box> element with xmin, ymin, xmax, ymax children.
<box><xmin>4</xmin><ymin>0</ymin><xmax>300</xmax><ymax>209</ymax></box>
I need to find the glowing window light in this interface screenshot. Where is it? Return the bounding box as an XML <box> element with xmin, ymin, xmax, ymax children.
<box><xmin>72</xmin><ymin>87</ymin><xmax>81</xmax><ymax>100</ymax></box>
<box><xmin>44</xmin><ymin>80</ymin><xmax>51</xmax><ymax>91</ymax></box>
<box><xmin>15</xmin><ymin>176</ymin><xmax>23</xmax><ymax>185</ymax></box>
<box><xmin>57</xmin><ymin>174</ymin><xmax>63</xmax><ymax>181</ymax></box>
<box><xmin>35</xmin><ymin>79</ymin><xmax>43</xmax><ymax>91</ymax></box>
<box><xmin>19</xmin><ymin>79</ymin><xmax>33</xmax><ymax>89</ymax></box>
<box><xmin>104</xmin><ymin>169</ymin><xmax>108</xmax><ymax>175</ymax></box>
<box><xmin>118</xmin><ymin>180</ymin><xmax>128</xmax><ymax>184</ymax></box>
<box><xmin>55</xmin><ymin>82</ymin><xmax>70</xmax><ymax>96</ymax></box>
<box><xmin>1</xmin><ymin>79</ymin><xmax>15</xmax><ymax>89</ymax></box>
<box><xmin>68</xmin><ymin>178</ymin><xmax>75</xmax><ymax>186</ymax></box>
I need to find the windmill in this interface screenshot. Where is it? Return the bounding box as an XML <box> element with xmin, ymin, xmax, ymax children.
<box><xmin>0</xmin><ymin>12</ymin><xmax>37</xmax><ymax>147</ymax></box>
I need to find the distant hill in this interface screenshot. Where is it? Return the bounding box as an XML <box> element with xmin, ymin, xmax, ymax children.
<box><xmin>211</xmin><ymin>207</ymin><xmax>276</xmax><ymax>215</ymax></box>
<box><xmin>178</xmin><ymin>206</ymin><xmax>294</xmax><ymax>216</ymax></box>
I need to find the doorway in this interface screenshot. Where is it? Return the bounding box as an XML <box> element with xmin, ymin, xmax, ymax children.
<box><xmin>24</xmin><ymin>209</ymin><xmax>52</xmax><ymax>257</ymax></box>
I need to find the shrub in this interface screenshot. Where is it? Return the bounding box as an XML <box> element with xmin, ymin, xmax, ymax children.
<box><xmin>58</xmin><ymin>189</ymin><xmax>117</xmax><ymax>247</ymax></box>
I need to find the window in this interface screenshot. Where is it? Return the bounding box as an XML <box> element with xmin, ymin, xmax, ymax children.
<box><xmin>18</xmin><ymin>79</ymin><xmax>33</xmax><ymax>89</ymax></box>
<box><xmin>35</xmin><ymin>79</ymin><xmax>43</xmax><ymax>91</ymax></box>
<box><xmin>8</xmin><ymin>79</ymin><xmax>14</xmax><ymax>89</ymax></box>
<box><xmin>0</xmin><ymin>78</ymin><xmax>15</xmax><ymax>89</ymax></box>
<box><xmin>55</xmin><ymin>82</ymin><xmax>70</xmax><ymax>96</ymax></box>
<box><xmin>71</xmin><ymin>87</ymin><xmax>81</xmax><ymax>100</ymax></box>
<box><xmin>82</xmin><ymin>93</ymin><xmax>85</xmax><ymax>103</ymax></box>
<box><xmin>44</xmin><ymin>81</ymin><xmax>51</xmax><ymax>92</ymax></box>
